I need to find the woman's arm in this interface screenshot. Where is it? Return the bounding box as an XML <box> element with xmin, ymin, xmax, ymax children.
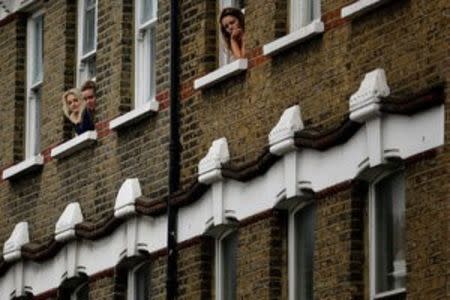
<box><xmin>230</xmin><ymin>28</ymin><xmax>245</xmax><ymax>58</ymax></box>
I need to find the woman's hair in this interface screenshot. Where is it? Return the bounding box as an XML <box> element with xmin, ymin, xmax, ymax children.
<box><xmin>219</xmin><ymin>7</ymin><xmax>245</xmax><ymax>51</ymax></box>
<box><xmin>62</xmin><ymin>88</ymin><xmax>86</xmax><ymax>122</ymax></box>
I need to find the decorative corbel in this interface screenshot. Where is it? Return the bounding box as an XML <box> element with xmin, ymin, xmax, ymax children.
<box><xmin>114</xmin><ymin>178</ymin><xmax>142</xmax><ymax>218</ymax></box>
<box><xmin>55</xmin><ymin>202</ymin><xmax>84</xmax><ymax>243</ymax></box>
<box><xmin>350</xmin><ymin>68</ymin><xmax>390</xmax><ymax>168</ymax></box>
<box><xmin>3</xmin><ymin>222</ymin><xmax>29</xmax><ymax>297</ymax></box>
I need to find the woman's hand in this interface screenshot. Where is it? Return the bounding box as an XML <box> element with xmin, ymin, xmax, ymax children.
<box><xmin>231</xmin><ymin>28</ymin><xmax>243</xmax><ymax>42</ymax></box>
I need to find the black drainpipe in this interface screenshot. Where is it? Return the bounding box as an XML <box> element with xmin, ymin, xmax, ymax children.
<box><xmin>167</xmin><ymin>0</ymin><xmax>180</xmax><ymax>299</ymax></box>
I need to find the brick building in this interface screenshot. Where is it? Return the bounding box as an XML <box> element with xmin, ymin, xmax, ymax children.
<box><xmin>0</xmin><ymin>0</ymin><xmax>448</xmax><ymax>299</ymax></box>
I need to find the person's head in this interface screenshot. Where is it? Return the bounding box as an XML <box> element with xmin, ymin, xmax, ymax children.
<box><xmin>81</xmin><ymin>80</ymin><xmax>96</xmax><ymax>111</ymax></box>
<box><xmin>219</xmin><ymin>7</ymin><xmax>245</xmax><ymax>50</ymax></box>
<box><xmin>62</xmin><ymin>88</ymin><xmax>86</xmax><ymax>120</ymax></box>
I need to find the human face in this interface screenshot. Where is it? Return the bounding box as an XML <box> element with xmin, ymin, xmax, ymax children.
<box><xmin>66</xmin><ymin>94</ymin><xmax>81</xmax><ymax>113</ymax></box>
<box><xmin>221</xmin><ymin>15</ymin><xmax>240</xmax><ymax>35</ymax></box>
<box><xmin>82</xmin><ymin>88</ymin><xmax>96</xmax><ymax>111</ymax></box>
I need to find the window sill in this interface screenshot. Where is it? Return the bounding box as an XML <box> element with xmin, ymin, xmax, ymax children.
<box><xmin>109</xmin><ymin>100</ymin><xmax>159</xmax><ymax>130</ymax></box>
<box><xmin>341</xmin><ymin>0</ymin><xmax>390</xmax><ymax>19</ymax></box>
<box><xmin>263</xmin><ymin>20</ymin><xmax>324</xmax><ymax>56</ymax></box>
<box><xmin>50</xmin><ymin>130</ymin><xmax>98</xmax><ymax>159</ymax></box>
<box><xmin>194</xmin><ymin>59</ymin><xmax>248</xmax><ymax>90</ymax></box>
<box><xmin>2</xmin><ymin>155</ymin><xmax>44</xmax><ymax>180</ymax></box>
<box><xmin>373</xmin><ymin>288</ymin><xmax>406</xmax><ymax>299</ymax></box>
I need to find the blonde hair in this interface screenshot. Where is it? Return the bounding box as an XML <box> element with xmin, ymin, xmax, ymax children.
<box><xmin>62</xmin><ymin>88</ymin><xmax>86</xmax><ymax>124</ymax></box>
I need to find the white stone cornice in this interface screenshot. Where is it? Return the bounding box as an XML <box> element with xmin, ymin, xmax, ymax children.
<box><xmin>198</xmin><ymin>138</ymin><xmax>230</xmax><ymax>184</ymax></box>
<box><xmin>55</xmin><ymin>203</ymin><xmax>84</xmax><ymax>242</ymax></box>
<box><xmin>3</xmin><ymin>222</ymin><xmax>29</xmax><ymax>263</ymax></box>
<box><xmin>269</xmin><ymin>105</ymin><xmax>303</xmax><ymax>155</ymax></box>
<box><xmin>349</xmin><ymin>68</ymin><xmax>390</xmax><ymax>123</ymax></box>
<box><xmin>114</xmin><ymin>178</ymin><xmax>142</xmax><ymax>218</ymax></box>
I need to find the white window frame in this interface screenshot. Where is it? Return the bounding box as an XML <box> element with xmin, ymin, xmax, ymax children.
<box><xmin>369</xmin><ymin>171</ymin><xmax>407</xmax><ymax>300</ymax></box>
<box><xmin>77</xmin><ymin>0</ymin><xmax>98</xmax><ymax>85</ymax></box>
<box><xmin>25</xmin><ymin>10</ymin><xmax>44</xmax><ymax>159</ymax></box>
<box><xmin>215</xmin><ymin>229</ymin><xmax>238</xmax><ymax>300</ymax></box>
<box><xmin>127</xmin><ymin>261</ymin><xmax>151</xmax><ymax>300</ymax></box>
<box><xmin>70</xmin><ymin>282</ymin><xmax>89</xmax><ymax>300</ymax></box>
<box><xmin>288</xmin><ymin>201</ymin><xmax>315</xmax><ymax>300</ymax></box>
<box><xmin>218</xmin><ymin>0</ymin><xmax>245</xmax><ymax>67</ymax></box>
<box><xmin>135</xmin><ymin>0</ymin><xmax>157</xmax><ymax>108</ymax></box>
<box><xmin>289</xmin><ymin>0</ymin><xmax>321</xmax><ymax>32</ymax></box>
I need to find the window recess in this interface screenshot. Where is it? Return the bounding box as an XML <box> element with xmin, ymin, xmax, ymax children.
<box><xmin>77</xmin><ymin>0</ymin><xmax>97</xmax><ymax>85</ymax></box>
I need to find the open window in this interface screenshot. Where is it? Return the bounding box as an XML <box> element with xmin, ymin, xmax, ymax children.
<box><xmin>77</xmin><ymin>0</ymin><xmax>97</xmax><ymax>85</ymax></box>
<box><xmin>368</xmin><ymin>171</ymin><xmax>406</xmax><ymax>300</ymax></box>
<box><xmin>218</xmin><ymin>0</ymin><xmax>245</xmax><ymax>66</ymax></box>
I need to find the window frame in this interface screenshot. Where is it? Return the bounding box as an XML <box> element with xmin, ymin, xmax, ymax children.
<box><xmin>369</xmin><ymin>171</ymin><xmax>407</xmax><ymax>300</ymax></box>
<box><xmin>215</xmin><ymin>229</ymin><xmax>238</xmax><ymax>300</ymax></box>
<box><xmin>25</xmin><ymin>10</ymin><xmax>44</xmax><ymax>159</ymax></box>
<box><xmin>70</xmin><ymin>281</ymin><xmax>89</xmax><ymax>300</ymax></box>
<box><xmin>127</xmin><ymin>260</ymin><xmax>151</xmax><ymax>300</ymax></box>
<box><xmin>289</xmin><ymin>0</ymin><xmax>321</xmax><ymax>32</ymax></box>
<box><xmin>288</xmin><ymin>201</ymin><xmax>315</xmax><ymax>300</ymax></box>
<box><xmin>77</xmin><ymin>0</ymin><xmax>98</xmax><ymax>85</ymax></box>
<box><xmin>134</xmin><ymin>0</ymin><xmax>158</xmax><ymax>108</ymax></box>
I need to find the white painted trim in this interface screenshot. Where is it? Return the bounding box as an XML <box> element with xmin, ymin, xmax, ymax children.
<box><xmin>194</xmin><ymin>59</ymin><xmax>248</xmax><ymax>90</ymax></box>
<box><xmin>263</xmin><ymin>20</ymin><xmax>324</xmax><ymax>56</ymax></box>
<box><xmin>109</xmin><ymin>100</ymin><xmax>159</xmax><ymax>130</ymax></box>
<box><xmin>341</xmin><ymin>0</ymin><xmax>391</xmax><ymax>19</ymax></box>
<box><xmin>50</xmin><ymin>131</ymin><xmax>97</xmax><ymax>159</ymax></box>
<box><xmin>0</xmin><ymin>104</ymin><xmax>444</xmax><ymax>296</ymax></box>
<box><xmin>2</xmin><ymin>155</ymin><xmax>44</xmax><ymax>180</ymax></box>
<box><xmin>0</xmin><ymin>0</ymin><xmax>37</xmax><ymax>22</ymax></box>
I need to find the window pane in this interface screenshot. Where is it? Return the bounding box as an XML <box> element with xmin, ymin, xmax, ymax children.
<box><xmin>375</xmin><ymin>172</ymin><xmax>406</xmax><ymax>294</ymax></box>
<box><xmin>294</xmin><ymin>204</ymin><xmax>315</xmax><ymax>300</ymax></box>
<box><xmin>147</xmin><ymin>28</ymin><xmax>155</xmax><ymax>102</ymax></box>
<box><xmin>141</xmin><ymin>0</ymin><xmax>155</xmax><ymax>23</ymax></box>
<box><xmin>222</xmin><ymin>231</ymin><xmax>238</xmax><ymax>300</ymax></box>
<box><xmin>134</xmin><ymin>262</ymin><xmax>150</xmax><ymax>300</ymax></box>
<box><xmin>32</xmin><ymin>15</ymin><xmax>43</xmax><ymax>85</ymax></box>
<box><xmin>83</xmin><ymin>1</ymin><xmax>96</xmax><ymax>55</ymax></box>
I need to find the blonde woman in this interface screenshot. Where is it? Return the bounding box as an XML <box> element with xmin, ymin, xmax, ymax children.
<box><xmin>62</xmin><ymin>88</ymin><xmax>95</xmax><ymax>135</ymax></box>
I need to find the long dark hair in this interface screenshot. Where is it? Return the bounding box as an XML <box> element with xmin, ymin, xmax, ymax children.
<box><xmin>219</xmin><ymin>7</ymin><xmax>245</xmax><ymax>50</ymax></box>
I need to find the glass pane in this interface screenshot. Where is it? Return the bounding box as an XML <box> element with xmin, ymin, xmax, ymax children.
<box><xmin>85</xmin><ymin>55</ymin><xmax>96</xmax><ymax>80</ymax></box>
<box><xmin>83</xmin><ymin>4</ymin><xmax>96</xmax><ymax>54</ymax></box>
<box><xmin>294</xmin><ymin>204</ymin><xmax>315</xmax><ymax>300</ymax></box>
<box><xmin>141</xmin><ymin>0</ymin><xmax>155</xmax><ymax>23</ymax></box>
<box><xmin>147</xmin><ymin>28</ymin><xmax>155</xmax><ymax>102</ymax></box>
<box><xmin>222</xmin><ymin>231</ymin><xmax>238</xmax><ymax>300</ymax></box>
<box><xmin>32</xmin><ymin>15</ymin><xmax>44</xmax><ymax>85</ymax></box>
<box><xmin>375</xmin><ymin>173</ymin><xmax>406</xmax><ymax>294</ymax></box>
<box><xmin>134</xmin><ymin>262</ymin><xmax>150</xmax><ymax>300</ymax></box>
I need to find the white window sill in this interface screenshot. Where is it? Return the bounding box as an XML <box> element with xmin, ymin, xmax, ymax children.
<box><xmin>263</xmin><ymin>20</ymin><xmax>324</xmax><ymax>56</ymax></box>
<box><xmin>109</xmin><ymin>100</ymin><xmax>159</xmax><ymax>130</ymax></box>
<box><xmin>194</xmin><ymin>59</ymin><xmax>248</xmax><ymax>90</ymax></box>
<box><xmin>50</xmin><ymin>130</ymin><xmax>98</xmax><ymax>159</ymax></box>
<box><xmin>341</xmin><ymin>0</ymin><xmax>390</xmax><ymax>19</ymax></box>
<box><xmin>2</xmin><ymin>155</ymin><xmax>44</xmax><ymax>180</ymax></box>
<box><xmin>373</xmin><ymin>288</ymin><xmax>406</xmax><ymax>299</ymax></box>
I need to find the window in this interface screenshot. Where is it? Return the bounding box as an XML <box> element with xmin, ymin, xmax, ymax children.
<box><xmin>215</xmin><ymin>230</ymin><xmax>238</xmax><ymax>300</ymax></box>
<box><xmin>289</xmin><ymin>0</ymin><xmax>321</xmax><ymax>32</ymax></box>
<box><xmin>289</xmin><ymin>202</ymin><xmax>314</xmax><ymax>300</ymax></box>
<box><xmin>25</xmin><ymin>11</ymin><xmax>44</xmax><ymax>159</ymax></box>
<box><xmin>127</xmin><ymin>261</ymin><xmax>151</xmax><ymax>300</ymax></box>
<box><xmin>135</xmin><ymin>0</ymin><xmax>157</xmax><ymax>108</ymax></box>
<box><xmin>369</xmin><ymin>171</ymin><xmax>406</xmax><ymax>299</ymax></box>
<box><xmin>218</xmin><ymin>0</ymin><xmax>245</xmax><ymax>66</ymax></box>
<box><xmin>77</xmin><ymin>0</ymin><xmax>97</xmax><ymax>85</ymax></box>
<box><xmin>71</xmin><ymin>282</ymin><xmax>89</xmax><ymax>300</ymax></box>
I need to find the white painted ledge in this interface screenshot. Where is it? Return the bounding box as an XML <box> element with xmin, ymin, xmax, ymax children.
<box><xmin>109</xmin><ymin>100</ymin><xmax>159</xmax><ymax>130</ymax></box>
<box><xmin>2</xmin><ymin>155</ymin><xmax>44</xmax><ymax>180</ymax></box>
<box><xmin>341</xmin><ymin>0</ymin><xmax>391</xmax><ymax>19</ymax></box>
<box><xmin>194</xmin><ymin>59</ymin><xmax>248</xmax><ymax>90</ymax></box>
<box><xmin>50</xmin><ymin>131</ymin><xmax>97</xmax><ymax>159</ymax></box>
<box><xmin>263</xmin><ymin>20</ymin><xmax>324</xmax><ymax>56</ymax></box>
